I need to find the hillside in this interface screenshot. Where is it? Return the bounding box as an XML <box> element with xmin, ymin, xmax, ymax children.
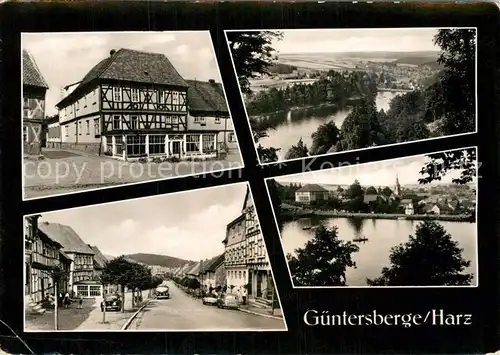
<box><xmin>123</xmin><ymin>253</ymin><xmax>194</xmax><ymax>268</ymax></box>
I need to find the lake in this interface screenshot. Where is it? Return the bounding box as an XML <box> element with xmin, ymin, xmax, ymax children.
<box><xmin>258</xmin><ymin>92</ymin><xmax>399</xmax><ymax>161</ymax></box>
<box><xmin>281</xmin><ymin>217</ymin><xmax>478</xmax><ymax>287</ymax></box>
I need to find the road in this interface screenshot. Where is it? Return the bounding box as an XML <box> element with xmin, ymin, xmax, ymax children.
<box><xmin>128</xmin><ymin>281</ymin><xmax>286</xmax><ymax>331</ymax></box>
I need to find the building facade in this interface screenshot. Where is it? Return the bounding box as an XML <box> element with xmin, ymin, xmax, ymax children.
<box><xmin>25</xmin><ymin>215</ymin><xmax>62</xmax><ymax>303</ymax></box>
<box><xmin>38</xmin><ymin>222</ymin><xmax>102</xmax><ymax>298</ymax></box>
<box><xmin>200</xmin><ymin>254</ymin><xmax>225</xmax><ymax>291</ymax></box>
<box><xmin>55</xmin><ymin>48</ymin><xmax>234</xmax><ymax>160</ymax></box>
<box><xmin>295</xmin><ymin>184</ymin><xmax>330</xmax><ymax>204</ymax></box>
<box><xmin>223</xmin><ymin>214</ymin><xmax>247</xmax><ymax>291</ymax></box>
<box><xmin>23</xmin><ymin>50</ymin><xmax>49</xmax><ymax>155</ymax></box>
<box><xmin>223</xmin><ymin>187</ymin><xmax>276</xmax><ymax>303</ymax></box>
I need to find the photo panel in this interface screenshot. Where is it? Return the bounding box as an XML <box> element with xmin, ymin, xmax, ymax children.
<box><xmin>23</xmin><ymin>182</ymin><xmax>287</xmax><ymax>332</ymax></box>
<box><xmin>266</xmin><ymin>147</ymin><xmax>478</xmax><ymax>288</ymax></box>
<box><xmin>225</xmin><ymin>28</ymin><xmax>477</xmax><ymax>165</ymax></box>
<box><xmin>22</xmin><ymin>31</ymin><xmax>243</xmax><ymax>200</ymax></box>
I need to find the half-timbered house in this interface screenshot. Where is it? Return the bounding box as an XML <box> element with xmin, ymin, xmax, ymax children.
<box><xmin>23</xmin><ymin>50</ymin><xmax>49</xmax><ymax>155</ymax></box>
<box><xmin>56</xmin><ymin>48</ymin><xmax>231</xmax><ymax>160</ymax></box>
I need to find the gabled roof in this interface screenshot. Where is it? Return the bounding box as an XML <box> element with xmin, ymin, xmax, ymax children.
<box><xmin>59</xmin><ymin>250</ymin><xmax>71</xmax><ymax>261</ymax></box>
<box><xmin>57</xmin><ymin>48</ymin><xmax>189</xmax><ymax>107</ymax></box>
<box><xmin>23</xmin><ymin>50</ymin><xmax>49</xmax><ymax>89</ymax></box>
<box><xmin>186</xmin><ymin>80</ymin><xmax>228</xmax><ymax>114</ymax></box>
<box><xmin>88</xmin><ymin>245</ymin><xmax>108</xmax><ymax>269</ymax></box>
<box><xmin>296</xmin><ymin>184</ymin><xmax>328</xmax><ymax>193</ymax></box>
<box><xmin>201</xmin><ymin>254</ymin><xmax>224</xmax><ymax>273</ymax></box>
<box><xmin>38</xmin><ymin>221</ymin><xmax>95</xmax><ymax>255</ymax></box>
<box><xmin>186</xmin><ymin>261</ymin><xmax>201</xmax><ymax>276</ymax></box>
<box><xmin>241</xmin><ymin>186</ymin><xmax>252</xmax><ymax>212</ymax></box>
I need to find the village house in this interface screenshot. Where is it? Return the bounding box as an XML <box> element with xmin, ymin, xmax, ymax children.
<box><xmin>38</xmin><ymin>222</ymin><xmax>103</xmax><ymax>298</ymax></box>
<box><xmin>54</xmin><ymin>48</ymin><xmax>234</xmax><ymax>161</ymax></box>
<box><xmin>185</xmin><ymin>79</ymin><xmax>237</xmax><ymax>152</ymax></box>
<box><xmin>295</xmin><ymin>184</ymin><xmax>329</xmax><ymax>204</ymax></box>
<box><xmin>23</xmin><ymin>50</ymin><xmax>49</xmax><ymax>155</ymax></box>
<box><xmin>25</xmin><ymin>215</ymin><xmax>62</xmax><ymax>306</ymax></box>
<box><xmin>46</xmin><ymin>115</ymin><xmax>62</xmax><ymax>149</ymax></box>
<box><xmin>199</xmin><ymin>254</ymin><xmax>225</xmax><ymax>291</ymax></box>
<box><xmin>88</xmin><ymin>245</ymin><xmax>108</xmax><ymax>280</ymax></box>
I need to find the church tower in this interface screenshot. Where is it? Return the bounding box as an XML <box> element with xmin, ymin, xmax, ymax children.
<box><xmin>395</xmin><ymin>175</ymin><xmax>401</xmax><ymax>196</ymax></box>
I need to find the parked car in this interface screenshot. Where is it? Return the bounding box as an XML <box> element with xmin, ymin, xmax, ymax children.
<box><xmin>216</xmin><ymin>293</ymin><xmax>239</xmax><ymax>309</ymax></box>
<box><xmin>100</xmin><ymin>294</ymin><xmax>122</xmax><ymax>312</ymax></box>
<box><xmin>202</xmin><ymin>293</ymin><xmax>218</xmax><ymax>305</ymax></box>
<box><xmin>156</xmin><ymin>285</ymin><xmax>170</xmax><ymax>299</ymax></box>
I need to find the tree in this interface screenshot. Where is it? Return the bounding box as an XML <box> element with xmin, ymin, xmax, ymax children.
<box><xmin>365</xmin><ymin>186</ymin><xmax>378</xmax><ymax>195</ymax></box>
<box><xmin>287</xmin><ymin>225</ymin><xmax>359</xmax><ymax>286</ymax></box>
<box><xmin>100</xmin><ymin>256</ymin><xmax>153</xmax><ymax>312</ymax></box>
<box><xmin>226</xmin><ymin>31</ymin><xmax>283</xmax><ymax>95</ymax></box>
<box><xmin>310</xmin><ymin>121</ymin><xmax>341</xmax><ymax>155</ymax></box>
<box><xmin>285</xmin><ymin>138</ymin><xmax>309</xmax><ymax>160</ymax></box>
<box><xmin>367</xmin><ymin>220</ymin><xmax>472</xmax><ymax>286</ymax></box>
<box><xmin>257</xmin><ymin>144</ymin><xmax>279</xmax><ymax>163</ymax></box>
<box><xmin>431</xmin><ymin>29</ymin><xmax>476</xmax><ymax>135</ymax></box>
<box><xmin>419</xmin><ymin>148</ymin><xmax>476</xmax><ymax>185</ymax></box>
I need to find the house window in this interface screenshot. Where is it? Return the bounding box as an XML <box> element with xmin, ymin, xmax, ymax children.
<box><xmin>131</xmin><ymin>88</ymin><xmax>139</xmax><ymax>103</ymax></box>
<box><xmin>89</xmin><ymin>286</ymin><xmax>101</xmax><ymax>297</ymax></box>
<box><xmin>23</xmin><ymin>126</ymin><xmax>29</xmax><ymax>142</ymax></box>
<box><xmin>113</xmin><ymin>87</ymin><xmax>122</xmax><ymax>102</ymax></box>
<box><xmin>215</xmin><ymin>116</ymin><xmax>221</xmax><ymax>124</ymax></box>
<box><xmin>202</xmin><ymin>135</ymin><xmax>215</xmax><ymax>152</ymax></box>
<box><xmin>76</xmin><ymin>285</ymin><xmax>89</xmax><ymax>297</ymax></box>
<box><xmin>23</xmin><ymin>97</ymin><xmax>29</xmax><ymax>108</ymax></box>
<box><xmin>126</xmin><ymin>135</ymin><xmax>146</xmax><ymax>157</ymax></box>
<box><xmin>86</xmin><ymin>120</ymin><xmax>90</xmax><ymax>135</ymax></box>
<box><xmin>228</xmin><ymin>132</ymin><xmax>236</xmax><ymax>142</ymax></box>
<box><xmin>76</xmin><ymin>100</ymin><xmax>80</xmax><ymax>110</ymax></box>
<box><xmin>115</xmin><ymin>136</ymin><xmax>123</xmax><ymax>155</ymax></box>
<box><xmin>194</xmin><ymin>116</ymin><xmax>205</xmax><ymax>124</ymax></box>
<box><xmin>94</xmin><ymin>118</ymin><xmax>100</xmax><ymax>136</ymax></box>
<box><xmin>149</xmin><ymin>135</ymin><xmax>165</xmax><ymax>155</ymax></box>
<box><xmin>77</xmin><ymin>122</ymin><xmax>81</xmax><ymax>135</ymax></box>
<box><xmin>130</xmin><ymin>116</ymin><xmax>138</xmax><ymax>130</ymax></box>
<box><xmin>159</xmin><ymin>91</ymin><xmax>165</xmax><ymax>103</ymax></box>
<box><xmin>113</xmin><ymin>115</ymin><xmax>121</xmax><ymax>130</ymax></box>
<box><xmin>172</xmin><ymin>92</ymin><xmax>178</xmax><ymax>106</ymax></box>
<box><xmin>64</xmin><ymin>126</ymin><xmax>68</xmax><ymax>137</ymax></box>
<box><xmin>186</xmin><ymin>135</ymin><xmax>200</xmax><ymax>153</ymax></box>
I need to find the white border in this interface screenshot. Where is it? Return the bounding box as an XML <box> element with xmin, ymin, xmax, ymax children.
<box><xmin>21</xmin><ymin>30</ymin><xmax>245</xmax><ymax>201</ymax></box>
<box><xmin>264</xmin><ymin>146</ymin><xmax>479</xmax><ymax>289</ymax></box>
<box><xmin>23</xmin><ymin>181</ymin><xmax>288</xmax><ymax>332</ymax></box>
<box><xmin>224</xmin><ymin>27</ymin><xmax>478</xmax><ymax>166</ymax></box>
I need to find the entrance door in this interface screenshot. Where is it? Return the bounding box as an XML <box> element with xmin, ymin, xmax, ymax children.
<box><xmin>171</xmin><ymin>141</ymin><xmax>181</xmax><ymax>158</ymax></box>
<box><xmin>256</xmin><ymin>272</ymin><xmax>262</xmax><ymax>297</ymax></box>
<box><xmin>247</xmin><ymin>269</ymin><xmax>253</xmax><ymax>296</ymax></box>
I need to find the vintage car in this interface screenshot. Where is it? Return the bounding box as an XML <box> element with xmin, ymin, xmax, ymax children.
<box><xmin>100</xmin><ymin>294</ymin><xmax>122</xmax><ymax>312</ymax></box>
<box><xmin>216</xmin><ymin>293</ymin><xmax>239</xmax><ymax>309</ymax></box>
<box><xmin>156</xmin><ymin>285</ymin><xmax>170</xmax><ymax>299</ymax></box>
<box><xmin>202</xmin><ymin>293</ymin><xmax>218</xmax><ymax>305</ymax></box>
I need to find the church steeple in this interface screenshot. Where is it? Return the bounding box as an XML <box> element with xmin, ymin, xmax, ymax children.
<box><xmin>395</xmin><ymin>175</ymin><xmax>401</xmax><ymax>196</ymax></box>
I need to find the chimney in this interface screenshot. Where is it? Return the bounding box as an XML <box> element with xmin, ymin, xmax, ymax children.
<box><xmin>110</xmin><ymin>49</ymin><xmax>116</xmax><ymax>56</ymax></box>
<box><xmin>208</xmin><ymin>79</ymin><xmax>215</xmax><ymax>84</ymax></box>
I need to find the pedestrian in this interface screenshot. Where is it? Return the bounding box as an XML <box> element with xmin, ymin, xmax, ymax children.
<box><xmin>64</xmin><ymin>291</ymin><xmax>70</xmax><ymax>309</ymax></box>
<box><xmin>77</xmin><ymin>293</ymin><xmax>83</xmax><ymax>309</ymax></box>
<box><xmin>236</xmin><ymin>287</ymin><xmax>241</xmax><ymax>304</ymax></box>
<box><xmin>242</xmin><ymin>286</ymin><xmax>247</xmax><ymax>305</ymax></box>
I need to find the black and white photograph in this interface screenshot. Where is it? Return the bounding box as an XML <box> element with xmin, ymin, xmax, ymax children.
<box><xmin>267</xmin><ymin>147</ymin><xmax>478</xmax><ymax>287</ymax></box>
<box><xmin>225</xmin><ymin>28</ymin><xmax>477</xmax><ymax>163</ymax></box>
<box><xmin>22</xmin><ymin>31</ymin><xmax>243</xmax><ymax>200</ymax></box>
<box><xmin>24</xmin><ymin>183</ymin><xmax>286</xmax><ymax>332</ymax></box>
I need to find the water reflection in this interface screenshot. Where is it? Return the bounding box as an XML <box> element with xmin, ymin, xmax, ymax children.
<box><xmin>258</xmin><ymin>92</ymin><xmax>399</xmax><ymax>161</ymax></box>
<box><xmin>281</xmin><ymin>217</ymin><xmax>477</xmax><ymax>286</ymax></box>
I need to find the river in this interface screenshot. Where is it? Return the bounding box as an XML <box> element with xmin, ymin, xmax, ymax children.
<box><xmin>258</xmin><ymin>91</ymin><xmax>399</xmax><ymax>161</ymax></box>
<box><xmin>280</xmin><ymin>217</ymin><xmax>477</xmax><ymax>287</ymax></box>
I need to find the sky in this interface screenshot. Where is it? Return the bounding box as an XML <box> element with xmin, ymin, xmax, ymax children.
<box><xmin>271</xmin><ymin>28</ymin><xmax>443</xmax><ymax>54</ymax></box>
<box><xmin>38</xmin><ymin>183</ymin><xmax>249</xmax><ymax>261</ymax></box>
<box><xmin>275</xmin><ymin>150</ymin><xmax>477</xmax><ymax>187</ymax></box>
<box><xmin>22</xmin><ymin>31</ymin><xmax>221</xmax><ymax>116</ymax></box>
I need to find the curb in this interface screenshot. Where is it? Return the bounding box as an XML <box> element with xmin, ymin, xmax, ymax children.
<box><xmin>238</xmin><ymin>307</ymin><xmax>284</xmax><ymax>321</ymax></box>
<box><xmin>121</xmin><ymin>299</ymin><xmax>152</xmax><ymax>330</ymax></box>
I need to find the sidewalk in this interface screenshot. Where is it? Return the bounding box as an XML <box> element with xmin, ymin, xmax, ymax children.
<box><xmin>25</xmin><ymin>299</ymin><xmax>95</xmax><ymax>331</ymax></box>
<box><xmin>238</xmin><ymin>303</ymin><xmax>284</xmax><ymax>319</ymax></box>
<box><xmin>75</xmin><ymin>290</ymin><xmax>151</xmax><ymax>331</ymax></box>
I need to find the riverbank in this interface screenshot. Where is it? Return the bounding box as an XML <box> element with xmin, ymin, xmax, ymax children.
<box><xmin>282</xmin><ymin>210</ymin><xmax>475</xmax><ymax>222</ymax></box>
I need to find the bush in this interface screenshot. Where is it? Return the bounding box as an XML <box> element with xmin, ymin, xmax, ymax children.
<box><xmin>138</xmin><ymin>157</ymin><xmax>149</xmax><ymax>164</ymax></box>
<box><xmin>152</xmin><ymin>157</ymin><xmax>162</xmax><ymax>164</ymax></box>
